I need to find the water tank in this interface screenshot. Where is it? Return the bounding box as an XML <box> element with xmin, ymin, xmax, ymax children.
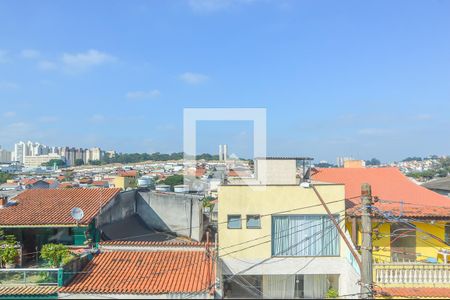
<box><xmin>137</xmin><ymin>177</ymin><xmax>153</xmax><ymax>188</ymax></box>
<box><xmin>155</xmin><ymin>184</ymin><xmax>170</xmax><ymax>192</ymax></box>
<box><xmin>174</xmin><ymin>184</ymin><xmax>190</xmax><ymax>193</ymax></box>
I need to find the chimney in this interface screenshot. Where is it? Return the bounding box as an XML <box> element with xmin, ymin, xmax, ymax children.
<box><xmin>0</xmin><ymin>196</ymin><xmax>8</xmax><ymax>208</ymax></box>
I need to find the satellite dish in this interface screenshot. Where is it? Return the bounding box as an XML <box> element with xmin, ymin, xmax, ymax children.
<box><xmin>71</xmin><ymin>207</ymin><xmax>84</xmax><ymax>222</ymax></box>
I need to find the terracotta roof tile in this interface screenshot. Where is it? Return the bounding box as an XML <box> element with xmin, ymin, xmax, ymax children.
<box><xmin>60</xmin><ymin>250</ymin><xmax>214</xmax><ymax>295</ymax></box>
<box><xmin>376</xmin><ymin>287</ymin><xmax>450</xmax><ymax>298</ymax></box>
<box><xmin>99</xmin><ymin>240</ymin><xmax>206</xmax><ymax>247</ymax></box>
<box><xmin>0</xmin><ymin>286</ymin><xmax>59</xmax><ymax>296</ymax></box>
<box><xmin>118</xmin><ymin>170</ymin><xmax>138</xmax><ymax>177</ymax></box>
<box><xmin>312</xmin><ymin>167</ymin><xmax>450</xmax><ymax>218</ymax></box>
<box><xmin>0</xmin><ymin>188</ymin><xmax>121</xmax><ymax>226</ymax></box>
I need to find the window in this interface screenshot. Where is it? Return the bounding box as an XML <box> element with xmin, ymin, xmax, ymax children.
<box><xmin>272</xmin><ymin>215</ymin><xmax>340</xmax><ymax>257</ymax></box>
<box><xmin>446</xmin><ymin>223</ymin><xmax>450</xmax><ymax>245</ymax></box>
<box><xmin>227</xmin><ymin>215</ymin><xmax>242</xmax><ymax>229</ymax></box>
<box><xmin>246</xmin><ymin>215</ymin><xmax>261</xmax><ymax>229</ymax></box>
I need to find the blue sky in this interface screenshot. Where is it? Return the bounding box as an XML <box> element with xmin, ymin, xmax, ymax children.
<box><xmin>0</xmin><ymin>0</ymin><xmax>449</xmax><ymax>162</ymax></box>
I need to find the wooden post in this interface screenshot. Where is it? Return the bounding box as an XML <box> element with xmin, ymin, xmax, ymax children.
<box><xmin>361</xmin><ymin>183</ymin><xmax>373</xmax><ymax>298</ymax></box>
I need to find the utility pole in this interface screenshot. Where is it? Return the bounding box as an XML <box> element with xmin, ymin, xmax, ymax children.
<box><xmin>361</xmin><ymin>183</ymin><xmax>373</xmax><ymax>299</ymax></box>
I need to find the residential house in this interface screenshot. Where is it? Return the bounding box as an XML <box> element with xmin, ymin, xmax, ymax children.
<box><xmin>112</xmin><ymin>170</ymin><xmax>138</xmax><ymax>190</ymax></box>
<box><xmin>312</xmin><ymin>167</ymin><xmax>450</xmax><ymax>298</ymax></box>
<box><xmin>218</xmin><ymin>158</ymin><xmax>360</xmax><ymax>299</ymax></box>
<box><xmin>422</xmin><ymin>177</ymin><xmax>450</xmax><ymax>197</ymax></box>
<box><xmin>0</xmin><ymin>188</ymin><xmax>121</xmax><ymax>264</ymax></box>
<box><xmin>21</xmin><ymin>178</ymin><xmax>51</xmax><ymax>189</ymax></box>
<box><xmin>59</xmin><ymin>241</ymin><xmax>215</xmax><ymax>299</ymax></box>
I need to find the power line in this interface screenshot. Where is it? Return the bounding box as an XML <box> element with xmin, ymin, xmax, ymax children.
<box><xmin>102</xmin><ymin>195</ymin><xmax>359</xmax><ymax>243</ymax></box>
<box><xmin>222</xmin><ymin>219</ymin><xmax>345</xmax><ymax>298</ymax></box>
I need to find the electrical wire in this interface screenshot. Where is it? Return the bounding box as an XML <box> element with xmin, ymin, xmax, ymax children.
<box><xmin>102</xmin><ymin>195</ymin><xmax>360</xmax><ymax>243</ymax></box>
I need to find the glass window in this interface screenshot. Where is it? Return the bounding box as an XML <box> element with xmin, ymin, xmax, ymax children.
<box><xmin>247</xmin><ymin>215</ymin><xmax>261</xmax><ymax>229</ymax></box>
<box><xmin>272</xmin><ymin>215</ymin><xmax>340</xmax><ymax>257</ymax></box>
<box><xmin>228</xmin><ymin>215</ymin><xmax>242</xmax><ymax>229</ymax></box>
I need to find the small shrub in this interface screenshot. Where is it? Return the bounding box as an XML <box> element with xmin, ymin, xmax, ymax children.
<box><xmin>326</xmin><ymin>288</ymin><xmax>339</xmax><ymax>299</ymax></box>
<box><xmin>40</xmin><ymin>244</ymin><xmax>71</xmax><ymax>268</ymax></box>
<box><xmin>1</xmin><ymin>244</ymin><xmax>18</xmax><ymax>265</ymax></box>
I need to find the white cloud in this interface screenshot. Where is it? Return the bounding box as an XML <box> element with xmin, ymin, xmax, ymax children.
<box><xmin>0</xmin><ymin>50</ymin><xmax>10</xmax><ymax>63</ymax></box>
<box><xmin>0</xmin><ymin>81</ymin><xmax>19</xmax><ymax>90</ymax></box>
<box><xmin>61</xmin><ymin>49</ymin><xmax>116</xmax><ymax>72</ymax></box>
<box><xmin>2</xmin><ymin>111</ymin><xmax>16</xmax><ymax>118</ymax></box>
<box><xmin>180</xmin><ymin>72</ymin><xmax>209</xmax><ymax>84</ymax></box>
<box><xmin>21</xmin><ymin>49</ymin><xmax>40</xmax><ymax>59</ymax></box>
<box><xmin>37</xmin><ymin>60</ymin><xmax>58</xmax><ymax>71</ymax></box>
<box><xmin>126</xmin><ymin>89</ymin><xmax>161</xmax><ymax>100</ymax></box>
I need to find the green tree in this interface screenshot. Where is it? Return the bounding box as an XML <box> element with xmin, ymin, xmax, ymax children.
<box><xmin>162</xmin><ymin>175</ymin><xmax>184</xmax><ymax>189</ymax></box>
<box><xmin>0</xmin><ymin>172</ymin><xmax>12</xmax><ymax>184</ymax></box>
<box><xmin>365</xmin><ymin>158</ymin><xmax>381</xmax><ymax>166</ymax></box>
<box><xmin>74</xmin><ymin>159</ymin><xmax>84</xmax><ymax>166</ymax></box>
<box><xmin>40</xmin><ymin>243</ymin><xmax>72</xmax><ymax>268</ymax></box>
<box><xmin>42</xmin><ymin>159</ymin><xmax>66</xmax><ymax>167</ymax></box>
<box><xmin>88</xmin><ymin>160</ymin><xmax>102</xmax><ymax>165</ymax></box>
<box><xmin>0</xmin><ymin>230</ymin><xmax>18</xmax><ymax>267</ymax></box>
<box><xmin>1</xmin><ymin>244</ymin><xmax>18</xmax><ymax>266</ymax></box>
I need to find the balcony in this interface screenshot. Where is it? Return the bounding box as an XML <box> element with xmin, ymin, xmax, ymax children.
<box><xmin>374</xmin><ymin>263</ymin><xmax>450</xmax><ymax>285</ymax></box>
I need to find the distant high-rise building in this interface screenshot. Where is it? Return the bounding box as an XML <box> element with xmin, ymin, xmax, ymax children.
<box><xmin>223</xmin><ymin>144</ymin><xmax>228</xmax><ymax>161</ymax></box>
<box><xmin>0</xmin><ymin>146</ymin><xmax>12</xmax><ymax>163</ymax></box>
<box><xmin>14</xmin><ymin>141</ymin><xmax>27</xmax><ymax>163</ymax></box>
<box><xmin>89</xmin><ymin>147</ymin><xmax>102</xmax><ymax>162</ymax></box>
<box><xmin>219</xmin><ymin>145</ymin><xmax>223</xmax><ymax>161</ymax></box>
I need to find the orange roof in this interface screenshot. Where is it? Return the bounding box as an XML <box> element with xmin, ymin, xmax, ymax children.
<box><xmin>0</xmin><ymin>188</ymin><xmax>121</xmax><ymax>226</ymax></box>
<box><xmin>0</xmin><ymin>286</ymin><xmax>59</xmax><ymax>296</ymax></box>
<box><xmin>21</xmin><ymin>178</ymin><xmax>39</xmax><ymax>185</ymax></box>
<box><xmin>195</xmin><ymin>167</ymin><xmax>206</xmax><ymax>177</ymax></box>
<box><xmin>376</xmin><ymin>287</ymin><xmax>450</xmax><ymax>298</ymax></box>
<box><xmin>92</xmin><ymin>180</ymin><xmax>109</xmax><ymax>186</ymax></box>
<box><xmin>118</xmin><ymin>170</ymin><xmax>138</xmax><ymax>177</ymax></box>
<box><xmin>58</xmin><ymin>182</ymin><xmax>75</xmax><ymax>188</ymax></box>
<box><xmin>99</xmin><ymin>240</ymin><xmax>209</xmax><ymax>247</ymax></box>
<box><xmin>312</xmin><ymin>167</ymin><xmax>450</xmax><ymax>217</ymax></box>
<box><xmin>61</xmin><ymin>250</ymin><xmax>214</xmax><ymax>295</ymax></box>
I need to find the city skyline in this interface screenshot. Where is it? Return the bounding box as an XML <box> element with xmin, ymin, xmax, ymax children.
<box><xmin>1</xmin><ymin>0</ymin><xmax>449</xmax><ymax>162</ymax></box>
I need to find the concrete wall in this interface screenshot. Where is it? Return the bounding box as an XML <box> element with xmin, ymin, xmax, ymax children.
<box><xmin>255</xmin><ymin>159</ymin><xmax>297</xmax><ymax>185</ymax></box>
<box><xmin>354</xmin><ymin>220</ymin><xmax>450</xmax><ymax>263</ymax></box>
<box><xmin>218</xmin><ymin>184</ymin><xmax>346</xmax><ymax>259</ymax></box>
<box><xmin>136</xmin><ymin>191</ymin><xmax>204</xmax><ymax>241</ymax></box>
<box><xmin>96</xmin><ymin>190</ymin><xmax>137</xmax><ymax>228</ymax></box>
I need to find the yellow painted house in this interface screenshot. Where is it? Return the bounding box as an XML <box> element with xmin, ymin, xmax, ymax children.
<box><xmin>313</xmin><ymin>167</ymin><xmax>450</xmax><ymax>299</ymax></box>
<box><xmin>218</xmin><ymin>158</ymin><xmax>361</xmax><ymax>299</ymax></box>
<box><xmin>111</xmin><ymin>170</ymin><xmax>138</xmax><ymax>190</ymax></box>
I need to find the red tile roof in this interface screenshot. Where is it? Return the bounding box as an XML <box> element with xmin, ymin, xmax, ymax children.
<box><xmin>61</xmin><ymin>250</ymin><xmax>214</xmax><ymax>295</ymax></box>
<box><xmin>0</xmin><ymin>286</ymin><xmax>59</xmax><ymax>296</ymax></box>
<box><xmin>312</xmin><ymin>167</ymin><xmax>450</xmax><ymax>218</ymax></box>
<box><xmin>21</xmin><ymin>178</ymin><xmax>39</xmax><ymax>186</ymax></box>
<box><xmin>376</xmin><ymin>287</ymin><xmax>450</xmax><ymax>298</ymax></box>
<box><xmin>118</xmin><ymin>170</ymin><xmax>138</xmax><ymax>177</ymax></box>
<box><xmin>99</xmin><ymin>240</ymin><xmax>210</xmax><ymax>248</ymax></box>
<box><xmin>92</xmin><ymin>180</ymin><xmax>109</xmax><ymax>186</ymax></box>
<box><xmin>0</xmin><ymin>188</ymin><xmax>121</xmax><ymax>226</ymax></box>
